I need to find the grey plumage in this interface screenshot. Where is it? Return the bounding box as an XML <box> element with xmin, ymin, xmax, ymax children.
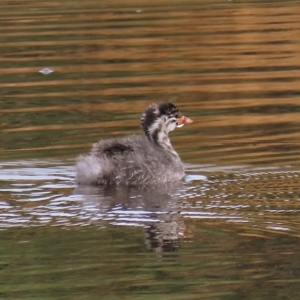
<box><xmin>76</xmin><ymin>102</ymin><xmax>192</xmax><ymax>186</ymax></box>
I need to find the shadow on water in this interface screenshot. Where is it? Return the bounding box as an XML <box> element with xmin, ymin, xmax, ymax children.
<box><xmin>75</xmin><ymin>182</ymin><xmax>187</xmax><ymax>252</ymax></box>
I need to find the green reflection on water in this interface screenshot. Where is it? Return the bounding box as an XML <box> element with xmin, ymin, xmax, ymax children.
<box><xmin>0</xmin><ymin>225</ymin><xmax>299</xmax><ymax>300</ymax></box>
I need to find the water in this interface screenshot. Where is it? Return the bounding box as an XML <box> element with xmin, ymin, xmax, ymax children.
<box><xmin>1</xmin><ymin>1</ymin><xmax>300</xmax><ymax>299</ymax></box>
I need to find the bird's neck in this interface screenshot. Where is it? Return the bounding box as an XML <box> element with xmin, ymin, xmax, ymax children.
<box><xmin>146</xmin><ymin>122</ymin><xmax>179</xmax><ymax>157</ymax></box>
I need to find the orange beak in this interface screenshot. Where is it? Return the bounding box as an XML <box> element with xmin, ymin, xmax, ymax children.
<box><xmin>177</xmin><ymin>116</ymin><xmax>193</xmax><ymax>125</ymax></box>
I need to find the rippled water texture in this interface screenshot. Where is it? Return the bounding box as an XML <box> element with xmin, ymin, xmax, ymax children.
<box><xmin>1</xmin><ymin>1</ymin><xmax>300</xmax><ymax>299</ymax></box>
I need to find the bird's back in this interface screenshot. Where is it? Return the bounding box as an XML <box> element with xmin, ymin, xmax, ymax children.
<box><xmin>76</xmin><ymin>135</ymin><xmax>185</xmax><ymax>186</ymax></box>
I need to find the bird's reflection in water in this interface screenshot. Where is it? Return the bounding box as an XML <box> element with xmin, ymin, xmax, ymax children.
<box><xmin>75</xmin><ymin>182</ymin><xmax>187</xmax><ymax>252</ymax></box>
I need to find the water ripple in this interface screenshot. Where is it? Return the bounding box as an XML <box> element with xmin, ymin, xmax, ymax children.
<box><xmin>0</xmin><ymin>160</ymin><xmax>299</xmax><ymax>237</ymax></box>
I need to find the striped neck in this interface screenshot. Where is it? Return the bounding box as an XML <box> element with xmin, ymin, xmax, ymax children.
<box><xmin>146</xmin><ymin>118</ymin><xmax>179</xmax><ymax>157</ymax></box>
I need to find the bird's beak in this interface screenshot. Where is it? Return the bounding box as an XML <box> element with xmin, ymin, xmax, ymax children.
<box><xmin>177</xmin><ymin>116</ymin><xmax>193</xmax><ymax>127</ymax></box>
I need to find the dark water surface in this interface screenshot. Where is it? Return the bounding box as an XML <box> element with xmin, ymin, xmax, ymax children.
<box><xmin>1</xmin><ymin>1</ymin><xmax>300</xmax><ymax>299</ymax></box>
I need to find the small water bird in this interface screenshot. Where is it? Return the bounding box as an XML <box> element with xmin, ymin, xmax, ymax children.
<box><xmin>76</xmin><ymin>102</ymin><xmax>193</xmax><ymax>186</ymax></box>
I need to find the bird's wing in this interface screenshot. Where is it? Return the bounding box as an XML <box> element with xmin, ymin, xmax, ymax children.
<box><xmin>103</xmin><ymin>142</ymin><xmax>134</xmax><ymax>157</ymax></box>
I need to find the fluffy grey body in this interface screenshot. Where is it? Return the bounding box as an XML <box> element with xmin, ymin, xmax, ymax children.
<box><xmin>76</xmin><ymin>102</ymin><xmax>192</xmax><ymax>186</ymax></box>
<box><xmin>76</xmin><ymin>135</ymin><xmax>184</xmax><ymax>186</ymax></box>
